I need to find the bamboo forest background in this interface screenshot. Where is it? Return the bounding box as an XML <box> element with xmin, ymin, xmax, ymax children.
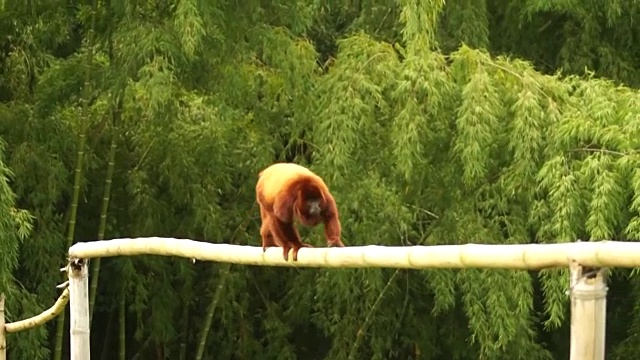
<box><xmin>1</xmin><ymin>0</ymin><xmax>640</xmax><ymax>359</ymax></box>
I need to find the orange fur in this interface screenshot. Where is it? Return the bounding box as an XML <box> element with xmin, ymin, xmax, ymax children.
<box><xmin>256</xmin><ymin>163</ymin><xmax>344</xmax><ymax>261</ymax></box>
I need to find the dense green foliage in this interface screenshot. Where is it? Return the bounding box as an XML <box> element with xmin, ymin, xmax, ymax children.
<box><xmin>1</xmin><ymin>0</ymin><xmax>640</xmax><ymax>359</ymax></box>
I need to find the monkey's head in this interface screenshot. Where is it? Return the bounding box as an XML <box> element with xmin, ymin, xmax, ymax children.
<box><xmin>295</xmin><ymin>183</ymin><xmax>326</xmax><ymax>226</ymax></box>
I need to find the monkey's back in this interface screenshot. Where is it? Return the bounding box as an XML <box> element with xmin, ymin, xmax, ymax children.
<box><xmin>256</xmin><ymin>163</ymin><xmax>325</xmax><ymax>205</ymax></box>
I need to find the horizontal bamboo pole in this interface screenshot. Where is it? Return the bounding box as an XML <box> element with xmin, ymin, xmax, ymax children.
<box><xmin>68</xmin><ymin>238</ymin><xmax>640</xmax><ymax>269</ymax></box>
<box><xmin>5</xmin><ymin>288</ymin><xmax>70</xmax><ymax>333</ymax></box>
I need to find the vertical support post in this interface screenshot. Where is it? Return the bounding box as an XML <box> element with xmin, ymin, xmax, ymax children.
<box><xmin>569</xmin><ymin>261</ymin><xmax>607</xmax><ymax>360</ymax></box>
<box><xmin>69</xmin><ymin>259</ymin><xmax>91</xmax><ymax>360</ymax></box>
<box><xmin>1</xmin><ymin>293</ymin><xmax>6</xmax><ymax>360</ymax></box>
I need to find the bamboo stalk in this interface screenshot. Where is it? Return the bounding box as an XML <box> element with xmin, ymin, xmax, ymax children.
<box><xmin>89</xmin><ymin>96</ymin><xmax>121</xmax><ymax>321</ymax></box>
<box><xmin>348</xmin><ymin>269</ymin><xmax>400</xmax><ymax>360</ymax></box>
<box><xmin>88</xmin><ymin>0</ymin><xmax>122</xmax><ymax>321</ymax></box>
<box><xmin>118</xmin><ymin>290</ymin><xmax>125</xmax><ymax>360</ymax></box>
<box><xmin>54</xmin><ymin>0</ymin><xmax>98</xmax><ymax>355</ymax></box>
<box><xmin>178</xmin><ymin>272</ymin><xmax>193</xmax><ymax>360</ymax></box>
<box><xmin>195</xmin><ymin>264</ymin><xmax>231</xmax><ymax>360</ymax></box>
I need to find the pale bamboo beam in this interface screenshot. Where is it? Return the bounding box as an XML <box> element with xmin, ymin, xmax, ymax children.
<box><xmin>4</xmin><ymin>288</ymin><xmax>70</xmax><ymax>333</ymax></box>
<box><xmin>68</xmin><ymin>238</ymin><xmax>640</xmax><ymax>269</ymax></box>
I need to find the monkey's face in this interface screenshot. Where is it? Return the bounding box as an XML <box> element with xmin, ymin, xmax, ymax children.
<box><xmin>295</xmin><ymin>197</ymin><xmax>323</xmax><ymax>226</ymax></box>
<box><xmin>295</xmin><ymin>185</ymin><xmax>325</xmax><ymax>226</ymax></box>
<box><xmin>306</xmin><ymin>199</ymin><xmax>322</xmax><ymax>216</ymax></box>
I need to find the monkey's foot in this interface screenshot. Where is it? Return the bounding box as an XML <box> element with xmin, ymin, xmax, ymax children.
<box><xmin>262</xmin><ymin>236</ymin><xmax>277</xmax><ymax>253</ymax></box>
<box><xmin>282</xmin><ymin>246</ymin><xmax>292</xmax><ymax>261</ymax></box>
<box><xmin>328</xmin><ymin>240</ymin><xmax>345</xmax><ymax>248</ymax></box>
<box><xmin>291</xmin><ymin>243</ymin><xmax>313</xmax><ymax>261</ymax></box>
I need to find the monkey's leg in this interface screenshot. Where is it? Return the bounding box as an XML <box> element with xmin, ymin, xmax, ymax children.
<box><xmin>272</xmin><ymin>219</ymin><xmax>310</xmax><ymax>261</ymax></box>
<box><xmin>282</xmin><ymin>245</ymin><xmax>292</xmax><ymax>261</ymax></box>
<box><xmin>260</xmin><ymin>222</ymin><xmax>277</xmax><ymax>252</ymax></box>
<box><xmin>288</xmin><ymin>225</ymin><xmax>313</xmax><ymax>261</ymax></box>
<box><xmin>291</xmin><ymin>242</ymin><xmax>313</xmax><ymax>261</ymax></box>
<box><xmin>262</xmin><ymin>234</ymin><xmax>277</xmax><ymax>252</ymax></box>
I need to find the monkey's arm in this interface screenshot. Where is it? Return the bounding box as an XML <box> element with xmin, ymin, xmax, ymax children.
<box><xmin>322</xmin><ymin>193</ymin><xmax>344</xmax><ymax>247</ymax></box>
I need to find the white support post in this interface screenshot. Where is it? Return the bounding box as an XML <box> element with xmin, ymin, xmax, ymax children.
<box><xmin>569</xmin><ymin>261</ymin><xmax>607</xmax><ymax>360</ymax></box>
<box><xmin>69</xmin><ymin>259</ymin><xmax>91</xmax><ymax>360</ymax></box>
<box><xmin>1</xmin><ymin>293</ymin><xmax>6</xmax><ymax>360</ymax></box>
